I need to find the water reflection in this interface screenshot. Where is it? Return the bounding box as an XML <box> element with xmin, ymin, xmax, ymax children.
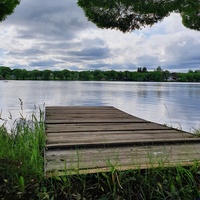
<box><xmin>0</xmin><ymin>81</ymin><xmax>199</xmax><ymax>132</ymax></box>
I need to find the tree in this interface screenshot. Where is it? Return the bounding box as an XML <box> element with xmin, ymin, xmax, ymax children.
<box><xmin>0</xmin><ymin>66</ymin><xmax>12</xmax><ymax>79</ymax></box>
<box><xmin>180</xmin><ymin>0</ymin><xmax>200</xmax><ymax>31</ymax></box>
<box><xmin>132</xmin><ymin>71</ymin><xmax>147</xmax><ymax>81</ymax></box>
<box><xmin>79</xmin><ymin>71</ymin><xmax>94</xmax><ymax>81</ymax></box>
<box><xmin>12</xmin><ymin>68</ymin><xmax>29</xmax><ymax>80</ymax></box>
<box><xmin>0</xmin><ymin>0</ymin><xmax>20</xmax><ymax>22</ymax></box>
<box><xmin>52</xmin><ymin>71</ymin><xmax>64</xmax><ymax>80</ymax></box>
<box><xmin>117</xmin><ymin>71</ymin><xmax>125</xmax><ymax>81</ymax></box>
<box><xmin>105</xmin><ymin>70</ymin><xmax>118</xmax><ymax>80</ymax></box>
<box><xmin>43</xmin><ymin>70</ymin><xmax>52</xmax><ymax>80</ymax></box>
<box><xmin>124</xmin><ymin>70</ymin><xmax>132</xmax><ymax>81</ymax></box>
<box><xmin>93</xmin><ymin>70</ymin><xmax>106</xmax><ymax>81</ymax></box>
<box><xmin>194</xmin><ymin>71</ymin><xmax>200</xmax><ymax>82</ymax></box>
<box><xmin>29</xmin><ymin>69</ymin><xmax>43</xmax><ymax>80</ymax></box>
<box><xmin>20</xmin><ymin>69</ymin><xmax>29</xmax><ymax>80</ymax></box>
<box><xmin>70</xmin><ymin>71</ymin><xmax>79</xmax><ymax>80</ymax></box>
<box><xmin>12</xmin><ymin>68</ymin><xmax>22</xmax><ymax>80</ymax></box>
<box><xmin>142</xmin><ymin>67</ymin><xmax>147</xmax><ymax>73</ymax></box>
<box><xmin>61</xmin><ymin>69</ymin><xmax>71</xmax><ymax>80</ymax></box>
<box><xmin>163</xmin><ymin>70</ymin><xmax>170</xmax><ymax>81</ymax></box>
<box><xmin>78</xmin><ymin>0</ymin><xmax>200</xmax><ymax>32</ymax></box>
<box><xmin>156</xmin><ymin>66</ymin><xmax>162</xmax><ymax>72</ymax></box>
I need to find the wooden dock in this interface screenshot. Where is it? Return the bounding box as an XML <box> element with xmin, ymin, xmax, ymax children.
<box><xmin>45</xmin><ymin>106</ymin><xmax>200</xmax><ymax>176</ymax></box>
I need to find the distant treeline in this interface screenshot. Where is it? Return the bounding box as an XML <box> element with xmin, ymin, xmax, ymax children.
<box><xmin>0</xmin><ymin>66</ymin><xmax>200</xmax><ymax>82</ymax></box>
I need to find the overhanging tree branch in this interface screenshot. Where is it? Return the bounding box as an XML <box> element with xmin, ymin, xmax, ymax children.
<box><xmin>0</xmin><ymin>0</ymin><xmax>20</xmax><ymax>22</ymax></box>
<box><xmin>78</xmin><ymin>0</ymin><xmax>200</xmax><ymax>32</ymax></box>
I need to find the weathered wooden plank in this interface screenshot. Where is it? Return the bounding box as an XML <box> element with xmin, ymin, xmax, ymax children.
<box><xmin>46</xmin><ymin>109</ymin><xmax>127</xmax><ymax>114</ymax></box>
<box><xmin>46</xmin><ymin>118</ymin><xmax>144</xmax><ymax>124</ymax></box>
<box><xmin>45</xmin><ymin>143</ymin><xmax>200</xmax><ymax>173</ymax></box>
<box><xmin>46</xmin><ymin>144</ymin><xmax>200</xmax><ymax>160</ymax></box>
<box><xmin>46</xmin><ymin>106</ymin><xmax>115</xmax><ymax>111</ymax></box>
<box><xmin>46</xmin><ymin>130</ymin><xmax>196</xmax><ymax>147</ymax></box>
<box><xmin>45</xmin><ymin>106</ymin><xmax>200</xmax><ymax>176</ymax></box>
<box><xmin>46</xmin><ymin>133</ymin><xmax>196</xmax><ymax>145</ymax></box>
<box><xmin>46</xmin><ymin>122</ymin><xmax>172</xmax><ymax>133</ymax></box>
<box><xmin>46</xmin><ymin>113</ymin><xmax>129</xmax><ymax>118</ymax></box>
<box><xmin>46</xmin><ymin>116</ymin><xmax>145</xmax><ymax>123</ymax></box>
<box><xmin>46</xmin><ymin>129</ymin><xmax>191</xmax><ymax>138</ymax></box>
<box><xmin>46</xmin><ymin>138</ymin><xmax>200</xmax><ymax>149</ymax></box>
<box><xmin>46</xmin><ymin>106</ymin><xmax>143</xmax><ymax>121</ymax></box>
<box><xmin>47</xmin><ymin>161</ymin><xmax>200</xmax><ymax>176</ymax></box>
<box><xmin>46</xmin><ymin>113</ymin><xmax>137</xmax><ymax>120</ymax></box>
<box><xmin>46</xmin><ymin>151</ymin><xmax>199</xmax><ymax>166</ymax></box>
<box><xmin>46</xmin><ymin>106</ymin><xmax>116</xmax><ymax>109</ymax></box>
<box><xmin>46</xmin><ymin>156</ymin><xmax>200</xmax><ymax>173</ymax></box>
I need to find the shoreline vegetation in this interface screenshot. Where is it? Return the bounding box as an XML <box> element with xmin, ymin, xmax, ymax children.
<box><xmin>1</xmin><ymin>66</ymin><xmax>200</xmax><ymax>82</ymax></box>
<box><xmin>0</xmin><ymin>108</ymin><xmax>200</xmax><ymax>199</ymax></box>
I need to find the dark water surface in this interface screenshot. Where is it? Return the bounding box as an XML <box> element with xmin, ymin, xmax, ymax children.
<box><xmin>0</xmin><ymin>81</ymin><xmax>199</xmax><ymax>132</ymax></box>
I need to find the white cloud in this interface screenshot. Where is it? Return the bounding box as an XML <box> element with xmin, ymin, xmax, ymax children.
<box><xmin>0</xmin><ymin>1</ymin><xmax>199</xmax><ymax>72</ymax></box>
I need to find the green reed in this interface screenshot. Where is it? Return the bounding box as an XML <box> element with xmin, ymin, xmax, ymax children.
<box><xmin>0</xmin><ymin>106</ymin><xmax>200</xmax><ymax>199</ymax></box>
<box><xmin>0</xmin><ymin>108</ymin><xmax>45</xmax><ymax>198</ymax></box>
<box><xmin>37</xmin><ymin>163</ymin><xmax>199</xmax><ymax>200</ymax></box>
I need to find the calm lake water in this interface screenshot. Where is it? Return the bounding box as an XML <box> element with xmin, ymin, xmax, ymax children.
<box><xmin>0</xmin><ymin>80</ymin><xmax>199</xmax><ymax>132</ymax></box>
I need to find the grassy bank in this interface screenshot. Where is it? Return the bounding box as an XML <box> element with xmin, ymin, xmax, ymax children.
<box><xmin>0</xmin><ymin>110</ymin><xmax>200</xmax><ymax>199</ymax></box>
<box><xmin>0</xmin><ymin>109</ymin><xmax>45</xmax><ymax>199</ymax></box>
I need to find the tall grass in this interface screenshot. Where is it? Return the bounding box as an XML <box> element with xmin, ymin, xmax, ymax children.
<box><xmin>38</xmin><ymin>164</ymin><xmax>200</xmax><ymax>200</ymax></box>
<box><xmin>0</xmin><ymin>106</ymin><xmax>200</xmax><ymax>199</ymax></box>
<box><xmin>0</xmin><ymin>107</ymin><xmax>45</xmax><ymax>198</ymax></box>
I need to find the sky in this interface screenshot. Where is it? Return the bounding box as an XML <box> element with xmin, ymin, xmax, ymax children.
<box><xmin>0</xmin><ymin>0</ymin><xmax>200</xmax><ymax>72</ymax></box>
